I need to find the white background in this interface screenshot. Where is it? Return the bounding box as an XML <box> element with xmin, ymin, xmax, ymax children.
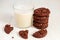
<box><xmin>0</xmin><ymin>0</ymin><xmax>60</xmax><ymax>40</ymax></box>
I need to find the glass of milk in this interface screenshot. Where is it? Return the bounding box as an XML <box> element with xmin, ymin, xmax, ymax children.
<box><xmin>13</xmin><ymin>3</ymin><xmax>34</xmax><ymax>28</ymax></box>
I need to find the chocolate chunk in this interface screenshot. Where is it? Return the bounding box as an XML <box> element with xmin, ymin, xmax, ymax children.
<box><xmin>32</xmin><ymin>29</ymin><xmax>47</xmax><ymax>38</ymax></box>
<box><xmin>19</xmin><ymin>30</ymin><xmax>28</xmax><ymax>39</ymax></box>
<box><xmin>33</xmin><ymin>22</ymin><xmax>48</xmax><ymax>29</ymax></box>
<box><xmin>4</xmin><ymin>24</ymin><xmax>13</xmax><ymax>34</ymax></box>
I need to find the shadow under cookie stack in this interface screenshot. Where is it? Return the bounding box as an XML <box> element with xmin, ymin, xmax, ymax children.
<box><xmin>33</xmin><ymin>8</ymin><xmax>50</xmax><ymax>29</ymax></box>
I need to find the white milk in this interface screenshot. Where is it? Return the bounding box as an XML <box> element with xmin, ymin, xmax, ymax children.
<box><xmin>14</xmin><ymin>5</ymin><xmax>33</xmax><ymax>28</ymax></box>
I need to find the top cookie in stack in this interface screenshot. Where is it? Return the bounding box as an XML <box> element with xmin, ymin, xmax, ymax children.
<box><xmin>33</xmin><ymin>8</ymin><xmax>50</xmax><ymax>29</ymax></box>
<box><xmin>33</xmin><ymin>8</ymin><xmax>50</xmax><ymax>17</ymax></box>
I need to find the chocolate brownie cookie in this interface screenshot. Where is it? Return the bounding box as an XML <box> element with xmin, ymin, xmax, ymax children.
<box><xmin>33</xmin><ymin>22</ymin><xmax>48</xmax><ymax>29</ymax></box>
<box><xmin>34</xmin><ymin>8</ymin><xmax>50</xmax><ymax>17</ymax></box>
<box><xmin>32</xmin><ymin>29</ymin><xmax>47</xmax><ymax>38</ymax></box>
<box><xmin>19</xmin><ymin>30</ymin><xmax>28</xmax><ymax>39</ymax></box>
<box><xmin>33</xmin><ymin>18</ymin><xmax>48</xmax><ymax>24</ymax></box>
<box><xmin>33</xmin><ymin>16</ymin><xmax>48</xmax><ymax>20</ymax></box>
<box><xmin>4</xmin><ymin>24</ymin><xmax>13</xmax><ymax>34</ymax></box>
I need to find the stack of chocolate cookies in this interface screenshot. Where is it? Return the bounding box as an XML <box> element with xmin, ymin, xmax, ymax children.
<box><xmin>33</xmin><ymin>8</ymin><xmax>50</xmax><ymax>29</ymax></box>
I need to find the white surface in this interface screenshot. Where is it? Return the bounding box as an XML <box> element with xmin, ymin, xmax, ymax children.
<box><xmin>0</xmin><ymin>0</ymin><xmax>60</xmax><ymax>40</ymax></box>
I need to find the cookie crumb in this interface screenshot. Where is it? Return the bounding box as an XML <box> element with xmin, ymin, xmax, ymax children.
<box><xmin>12</xmin><ymin>37</ymin><xmax>14</xmax><ymax>39</ymax></box>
